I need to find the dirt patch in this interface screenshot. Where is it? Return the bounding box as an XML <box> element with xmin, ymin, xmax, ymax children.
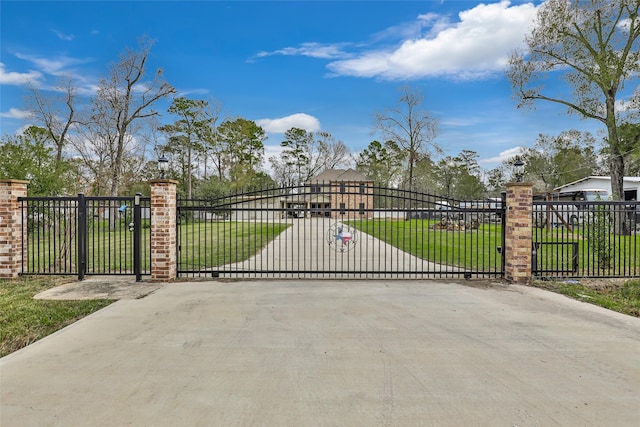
<box><xmin>534</xmin><ymin>277</ymin><xmax>629</xmax><ymax>292</ymax></box>
<box><xmin>34</xmin><ymin>276</ymin><xmax>164</xmax><ymax>300</ymax></box>
<box><xmin>577</xmin><ymin>278</ymin><xmax>630</xmax><ymax>292</ymax></box>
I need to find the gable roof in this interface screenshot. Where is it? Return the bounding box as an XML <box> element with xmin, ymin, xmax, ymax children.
<box><xmin>554</xmin><ymin>176</ymin><xmax>640</xmax><ymax>191</ymax></box>
<box><xmin>309</xmin><ymin>168</ymin><xmax>372</xmax><ymax>183</ymax></box>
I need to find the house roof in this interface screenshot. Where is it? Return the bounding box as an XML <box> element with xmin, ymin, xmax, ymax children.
<box><xmin>309</xmin><ymin>168</ymin><xmax>372</xmax><ymax>183</ymax></box>
<box><xmin>553</xmin><ymin>176</ymin><xmax>640</xmax><ymax>191</ymax></box>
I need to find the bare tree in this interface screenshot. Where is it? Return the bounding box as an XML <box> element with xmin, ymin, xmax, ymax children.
<box><xmin>72</xmin><ymin>113</ymin><xmax>121</xmax><ymax>196</ymax></box>
<box><xmin>25</xmin><ymin>77</ymin><xmax>78</xmax><ymax>166</ymax></box>
<box><xmin>373</xmin><ymin>86</ymin><xmax>440</xmax><ymax>190</ymax></box>
<box><xmin>90</xmin><ymin>36</ymin><xmax>175</xmax><ymax>196</ymax></box>
<box><xmin>309</xmin><ymin>131</ymin><xmax>352</xmax><ymax>175</ymax></box>
<box><xmin>269</xmin><ymin>128</ymin><xmax>352</xmax><ymax>187</ymax></box>
<box><xmin>508</xmin><ymin>0</ymin><xmax>640</xmax><ymax>201</ymax></box>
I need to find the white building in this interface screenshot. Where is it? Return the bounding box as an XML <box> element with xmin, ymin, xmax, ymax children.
<box><xmin>553</xmin><ymin>176</ymin><xmax>640</xmax><ymax>201</ymax></box>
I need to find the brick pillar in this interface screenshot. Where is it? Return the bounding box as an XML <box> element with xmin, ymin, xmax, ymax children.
<box><xmin>150</xmin><ymin>179</ymin><xmax>178</xmax><ymax>282</ymax></box>
<box><xmin>505</xmin><ymin>182</ymin><xmax>534</xmax><ymax>284</ymax></box>
<box><xmin>0</xmin><ymin>180</ymin><xmax>29</xmax><ymax>278</ymax></box>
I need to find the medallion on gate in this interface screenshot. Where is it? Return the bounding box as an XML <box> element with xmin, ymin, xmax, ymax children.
<box><xmin>326</xmin><ymin>222</ymin><xmax>358</xmax><ymax>253</ymax></box>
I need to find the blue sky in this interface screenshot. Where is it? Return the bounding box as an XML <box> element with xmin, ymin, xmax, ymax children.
<box><xmin>0</xmin><ymin>0</ymin><xmax>606</xmax><ymax>171</ymax></box>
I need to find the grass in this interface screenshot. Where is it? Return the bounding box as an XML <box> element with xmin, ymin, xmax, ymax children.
<box><xmin>531</xmin><ymin>278</ymin><xmax>640</xmax><ymax>318</ymax></box>
<box><xmin>177</xmin><ymin>221</ymin><xmax>291</xmax><ymax>271</ymax></box>
<box><xmin>532</xmin><ymin>225</ymin><xmax>640</xmax><ymax>276</ymax></box>
<box><xmin>0</xmin><ymin>276</ymin><xmax>113</xmax><ymax>357</ymax></box>
<box><xmin>24</xmin><ymin>220</ymin><xmax>291</xmax><ymax>274</ymax></box>
<box><xmin>349</xmin><ymin>218</ymin><xmax>639</xmax><ymax>276</ymax></box>
<box><xmin>350</xmin><ymin>218</ymin><xmax>504</xmax><ymax>271</ymax></box>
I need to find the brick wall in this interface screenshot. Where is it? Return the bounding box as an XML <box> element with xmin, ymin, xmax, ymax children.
<box><xmin>0</xmin><ymin>180</ymin><xmax>28</xmax><ymax>278</ymax></box>
<box><xmin>505</xmin><ymin>182</ymin><xmax>534</xmax><ymax>284</ymax></box>
<box><xmin>150</xmin><ymin>180</ymin><xmax>177</xmax><ymax>281</ymax></box>
<box><xmin>330</xmin><ymin>181</ymin><xmax>374</xmax><ymax>219</ymax></box>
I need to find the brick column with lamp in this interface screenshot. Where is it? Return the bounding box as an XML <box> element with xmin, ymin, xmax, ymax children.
<box><xmin>504</xmin><ymin>182</ymin><xmax>534</xmax><ymax>284</ymax></box>
<box><xmin>149</xmin><ymin>179</ymin><xmax>178</xmax><ymax>281</ymax></box>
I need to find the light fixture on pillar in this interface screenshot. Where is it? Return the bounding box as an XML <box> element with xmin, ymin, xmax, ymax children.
<box><xmin>513</xmin><ymin>158</ymin><xmax>525</xmax><ymax>183</ymax></box>
<box><xmin>158</xmin><ymin>155</ymin><xmax>169</xmax><ymax>179</ymax></box>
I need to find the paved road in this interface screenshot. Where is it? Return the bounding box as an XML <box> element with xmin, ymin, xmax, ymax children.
<box><xmin>2</xmin><ymin>280</ymin><xmax>639</xmax><ymax>426</ymax></box>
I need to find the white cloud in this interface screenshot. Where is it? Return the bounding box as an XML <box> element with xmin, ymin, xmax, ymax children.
<box><xmin>479</xmin><ymin>146</ymin><xmax>524</xmax><ymax>165</ymax></box>
<box><xmin>14</xmin><ymin>52</ymin><xmax>90</xmax><ymax>77</ymax></box>
<box><xmin>260</xmin><ymin>144</ymin><xmax>288</xmax><ymax>175</ymax></box>
<box><xmin>616</xmin><ymin>97</ymin><xmax>639</xmax><ymax>112</ymax></box>
<box><xmin>256</xmin><ymin>113</ymin><xmax>321</xmax><ymax>134</ymax></box>
<box><xmin>0</xmin><ymin>63</ymin><xmax>42</xmax><ymax>85</ymax></box>
<box><xmin>254</xmin><ymin>42</ymin><xmax>351</xmax><ymax>61</ymax></box>
<box><xmin>617</xmin><ymin>18</ymin><xmax>631</xmax><ymax>32</ymax></box>
<box><xmin>441</xmin><ymin>117</ymin><xmax>483</xmax><ymax>127</ymax></box>
<box><xmin>51</xmin><ymin>29</ymin><xmax>74</xmax><ymax>41</ymax></box>
<box><xmin>370</xmin><ymin>12</ymin><xmax>444</xmax><ymax>43</ymax></box>
<box><xmin>6</xmin><ymin>53</ymin><xmax>98</xmax><ymax>96</ymax></box>
<box><xmin>0</xmin><ymin>108</ymin><xmax>33</xmax><ymax>119</ymax></box>
<box><xmin>327</xmin><ymin>0</ymin><xmax>539</xmax><ymax>80</ymax></box>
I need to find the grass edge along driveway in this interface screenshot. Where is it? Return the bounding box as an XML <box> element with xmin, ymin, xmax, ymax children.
<box><xmin>0</xmin><ymin>276</ymin><xmax>113</xmax><ymax>357</ymax></box>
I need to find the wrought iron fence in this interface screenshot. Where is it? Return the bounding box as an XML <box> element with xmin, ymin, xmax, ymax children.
<box><xmin>20</xmin><ymin>196</ymin><xmax>79</xmax><ymax>275</ymax></box>
<box><xmin>177</xmin><ymin>184</ymin><xmax>505</xmax><ymax>279</ymax></box>
<box><xmin>20</xmin><ymin>194</ymin><xmax>151</xmax><ymax>278</ymax></box>
<box><xmin>532</xmin><ymin>200</ymin><xmax>640</xmax><ymax>278</ymax></box>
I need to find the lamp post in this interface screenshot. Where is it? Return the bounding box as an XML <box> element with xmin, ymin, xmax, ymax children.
<box><xmin>158</xmin><ymin>155</ymin><xmax>168</xmax><ymax>179</ymax></box>
<box><xmin>513</xmin><ymin>158</ymin><xmax>525</xmax><ymax>183</ymax></box>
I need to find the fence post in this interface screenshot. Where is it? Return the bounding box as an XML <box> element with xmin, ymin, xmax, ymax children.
<box><xmin>133</xmin><ymin>193</ymin><xmax>142</xmax><ymax>282</ymax></box>
<box><xmin>0</xmin><ymin>180</ymin><xmax>29</xmax><ymax>279</ymax></box>
<box><xmin>504</xmin><ymin>182</ymin><xmax>534</xmax><ymax>284</ymax></box>
<box><xmin>150</xmin><ymin>179</ymin><xmax>178</xmax><ymax>281</ymax></box>
<box><xmin>77</xmin><ymin>193</ymin><xmax>87</xmax><ymax>281</ymax></box>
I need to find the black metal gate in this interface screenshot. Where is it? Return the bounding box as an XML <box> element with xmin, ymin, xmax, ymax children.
<box><xmin>19</xmin><ymin>194</ymin><xmax>151</xmax><ymax>280</ymax></box>
<box><xmin>177</xmin><ymin>184</ymin><xmax>505</xmax><ymax>279</ymax></box>
<box><xmin>532</xmin><ymin>200</ymin><xmax>640</xmax><ymax>278</ymax></box>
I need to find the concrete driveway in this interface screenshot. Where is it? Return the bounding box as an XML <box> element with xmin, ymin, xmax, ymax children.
<box><xmin>222</xmin><ymin>218</ymin><xmax>463</xmax><ymax>278</ymax></box>
<box><xmin>1</xmin><ymin>280</ymin><xmax>639</xmax><ymax>426</ymax></box>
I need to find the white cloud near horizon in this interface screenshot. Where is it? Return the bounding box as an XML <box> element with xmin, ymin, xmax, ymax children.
<box><xmin>479</xmin><ymin>146</ymin><xmax>524</xmax><ymax>165</ymax></box>
<box><xmin>256</xmin><ymin>113</ymin><xmax>321</xmax><ymax>134</ymax></box>
<box><xmin>0</xmin><ymin>63</ymin><xmax>43</xmax><ymax>85</ymax></box>
<box><xmin>328</xmin><ymin>0</ymin><xmax>538</xmax><ymax>80</ymax></box>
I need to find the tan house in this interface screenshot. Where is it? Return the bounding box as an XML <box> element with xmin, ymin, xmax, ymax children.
<box><xmin>303</xmin><ymin>168</ymin><xmax>374</xmax><ymax>219</ymax></box>
<box><xmin>228</xmin><ymin>169</ymin><xmax>373</xmax><ymax>220</ymax></box>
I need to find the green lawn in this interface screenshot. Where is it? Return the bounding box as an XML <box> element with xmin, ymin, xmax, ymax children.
<box><xmin>531</xmin><ymin>278</ymin><xmax>640</xmax><ymax>317</ymax></box>
<box><xmin>532</xmin><ymin>226</ymin><xmax>640</xmax><ymax>276</ymax></box>
<box><xmin>0</xmin><ymin>276</ymin><xmax>113</xmax><ymax>357</ymax></box>
<box><xmin>349</xmin><ymin>218</ymin><xmax>504</xmax><ymax>271</ymax></box>
<box><xmin>349</xmin><ymin>218</ymin><xmax>640</xmax><ymax>276</ymax></box>
<box><xmin>177</xmin><ymin>221</ymin><xmax>291</xmax><ymax>271</ymax></box>
<box><xmin>24</xmin><ymin>220</ymin><xmax>290</xmax><ymax>274</ymax></box>
<box><xmin>24</xmin><ymin>218</ymin><xmax>146</xmax><ymax>274</ymax></box>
